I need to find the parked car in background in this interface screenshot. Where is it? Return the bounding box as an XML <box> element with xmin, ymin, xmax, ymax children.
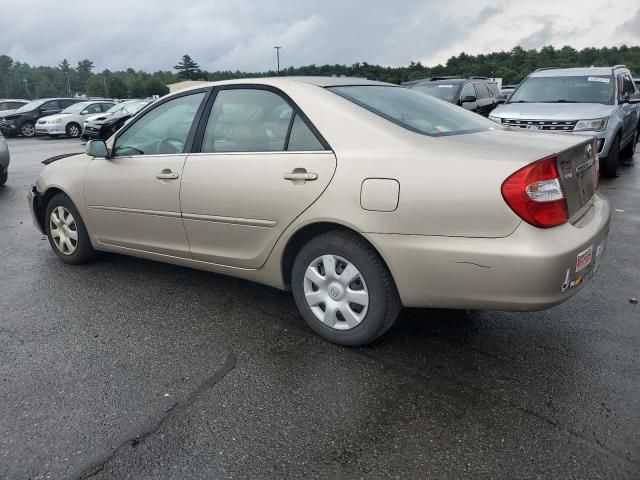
<box><xmin>0</xmin><ymin>98</ymin><xmax>81</xmax><ymax>137</ymax></box>
<box><xmin>35</xmin><ymin>100</ymin><xmax>115</xmax><ymax>138</ymax></box>
<box><xmin>500</xmin><ymin>85</ymin><xmax>518</xmax><ymax>100</ymax></box>
<box><xmin>83</xmin><ymin>100</ymin><xmax>143</xmax><ymax>130</ymax></box>
<box><xmin>0</xmin><ymin>132</ymin><xmax>9</xmax><ymax>185</ymax></box>
<box><xmin>489</xmin><ymin>66</ymin><xmax>640</xmax><ymax>177</ymax></box>
<box><xmin>29</xmin><ymin>77</ymin><xmax>609</xmax><ymax>346</ymax></box>
<box><xmin>0</xmin><ymin>99</ymin><xmax>29</xmax><ymax>114</ymax></box>
<box><xmin>81</xmin><ymin>99</ymin><xmax>152</xmax><ymax>140</ymax></box>
<box><xmin>404</xmin><ymin>76</ymin><xmax>503</xmax><ymax>116</ymax></box>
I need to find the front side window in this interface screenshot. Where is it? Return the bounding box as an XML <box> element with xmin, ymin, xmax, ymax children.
<box><xmin>113</xmin><ymin>92</ymin><xmax>205</xmax><ymax>157</ymax></box>
<box><xmin>329</xmin><ymin>85</ymin><xmax>493</xmax><ymax>136</ymax></box>
<box><xmin>42</xmin><ymin>101</ymin><xmax>60</xmax><ymax>111</ymax></box>
<box><xmin>460</xmin><ymin>83</ymin><xmax>475</xmax><ymax>100</ymax></box>
<box><xmin>509</xmin><ymin>76</ymin><xmax>615</xmax><ymax>104</ymax></box>
<box><xmin>202</xmin><ymin>89</ymin><xmax>294</xmax><ymax>152</ymax></box>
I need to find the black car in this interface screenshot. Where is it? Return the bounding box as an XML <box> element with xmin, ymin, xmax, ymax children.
<box><xmin>81</xmin><ymin>99</ymin><xmax>152</xmax><ymax>140</ymax></box>
<box><xmin>0</xmin><ymin>98</ymin><xmax>81</xmax><ymax>137</ymax></box>
<box><xmin>403</xmin><ymin>77</ymin><xmax>503</xmax><ymax>116</ymax></box>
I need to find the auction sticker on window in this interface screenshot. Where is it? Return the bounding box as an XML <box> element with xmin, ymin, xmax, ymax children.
<box><xmin>587</xmin><ymin>77</ymin><xmax>610</xmax><ymax>83</ymax></box>
<box><xmin>575</xmin><ymin>245</ymin><xmax>594</xmax><ymax>272</ymax></box>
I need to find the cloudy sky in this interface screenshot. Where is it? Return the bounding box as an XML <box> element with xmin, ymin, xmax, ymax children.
<box><xmin>0</xmin><ymin>0</ymin><xmax>638</xmax><ymax>72</ymax></box>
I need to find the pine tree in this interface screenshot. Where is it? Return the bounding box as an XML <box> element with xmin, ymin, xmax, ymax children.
<box><xmin>173</xmin><ymin>54</ymin><xmax>200</xmax><ymax>80</ymax></box>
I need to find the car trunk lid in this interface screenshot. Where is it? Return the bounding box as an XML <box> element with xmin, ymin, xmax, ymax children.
<box><xmin>555</xmin><ymin>137</ymin><xmax>597</xmax><ymax>222</ymax></box>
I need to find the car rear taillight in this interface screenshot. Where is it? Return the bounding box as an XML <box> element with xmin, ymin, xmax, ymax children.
<box><xmin>501</xmin><ymin>155</ymin><xmax>568</xmax><ymax>228</ymax></box>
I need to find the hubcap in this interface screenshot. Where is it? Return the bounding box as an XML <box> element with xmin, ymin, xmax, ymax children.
<box><xmin>49</xmin><ymin>206</ymin><xmax>78</xmax><ymax>255</ymax></box>
<box><xmin>303</xmin><ymin>254</ymin><xmax>369</xmax><ymax>330</ymax></box>
<box><xmin>69</xmin><ymin>125</ymin><xmax>79</xmax><ymax>137</ymax></box>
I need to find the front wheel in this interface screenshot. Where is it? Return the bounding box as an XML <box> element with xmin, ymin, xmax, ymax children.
<box><xmin>45</xmin><ymin>193</ymin><xmax>98</xmax><ymax>264</ymax></box>
<box><xmin>66</xmin><ymin>122</ymin><xmax>81</xmax><ymax>138</ymax></box>
<box><xmin>291</xmin><ymin>230</ymin><xmax>401</xmax><ymax>346</ymax></box>
<box><xmin>20</xmin><ymin>121</ymin><xmax>35</xmax><ymax>137</ymax></box>
<box><xmin>0</xmin><ymin>170</ymin><xmax>7</xmax><ymax>186</ymax></box>
<box><xmin>600</xmin><ymin>136</ymin><xmax>620</xmax><ymax>178</ymax></box>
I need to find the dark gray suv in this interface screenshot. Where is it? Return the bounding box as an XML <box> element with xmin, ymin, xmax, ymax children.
<box><xmin>403</xmin><ymin>77</ymin><xmax>503</xmax><ymax>116</ymax></box>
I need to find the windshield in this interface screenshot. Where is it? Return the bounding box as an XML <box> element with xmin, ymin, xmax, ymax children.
<box><xmin>329</xmin><ymin>85</ymin><xmax>493</xmax><ymax>136</ymax></box>
<box><xmin>122</xmin><ymin>101</ymin><xmax>150</xmax><ymax>115</ymax></box>
<box><xmin>15</xmin><ymin>100</ymin><xmax>45</xmax><ymax>113</ymax></box>
<box><xmin>61</xmin><ymin>102</ymin><xmax>89</xmax><ymax>114</ymax></box>
<box><xmin>509</xmin><ymin>75</ymin><xmax>615</xmax><ymax>104</ymax></box>
<box><xmin>105</xmin><ymin>103</ymin><xmax>125</xmax><ymax>114</ymax></box>
<box><xmin>410</xmin><ymin>83</ymin><xmax>461</xmax><ymax>103</ymax></box>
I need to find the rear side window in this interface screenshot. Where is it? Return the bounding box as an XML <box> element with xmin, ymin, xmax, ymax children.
<box><xmin>100</xmin><ymin>103</ymin><xmax>114</xmax><ymax>112</ymax></box>
<box><xmin>474</xmin><ymin>84</ymin><xmax>490</xmax><ymax>99</ymax></box>
<box><xmin>330</xmin><ymin>85</ymin><xmax>493</xmax><ymax>136</ymax></box>
<box><xmin>287</xmin><ymin>114</ymin><xmax>324</xmax><ymax>151</ymax></box>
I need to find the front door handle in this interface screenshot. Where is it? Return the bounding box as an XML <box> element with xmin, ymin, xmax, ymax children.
<box><xmin>284</xmin><ymin>171</ymin><xmax>318</xmax><ymax>181</ymax></box>
<box><xmin>156</xmin><ymin>169</ymin><xmax>179</xmax><ymax>180</ymax></box>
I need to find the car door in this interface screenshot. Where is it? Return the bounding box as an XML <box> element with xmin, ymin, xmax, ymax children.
<box><xmin>180</xmin><ymin>86</ymin><xmax>337</xmax><ymax>269</ymax></box>
<box><xmin>84</xmin><ymin>90</ymin><xmax>207</xmax><ymax>257</ymax></box>
<box><xmin>620</xmin><ymin>75</ymin><xmax>638</xmax><ymax>144</ymax></box>
<box><xmin>473</xmin><ymin>83</ymin><xmax>493</xmax><ymax>116</ymax></box>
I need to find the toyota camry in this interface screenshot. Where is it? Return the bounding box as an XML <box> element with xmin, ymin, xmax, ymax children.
<box><xmin>28</xmin><ymin>77</ymin><xmax>610</xmax><ymax>346</ymax></box>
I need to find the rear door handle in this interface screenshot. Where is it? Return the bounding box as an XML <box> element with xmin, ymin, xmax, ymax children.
<box><xmin>284</xmin><ymin>172</ymin><xmax>318</xmax><ymax>181</ymax></box>
<box><xmin>156</xmin><ymin>170</ymin><xmax>179</xmax><ymax>180</ymax></box>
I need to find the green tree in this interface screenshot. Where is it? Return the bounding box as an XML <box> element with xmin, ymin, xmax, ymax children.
<box><xmin>127</xmin><ymin>76</ymin><xmax>146</xmax><ymax>98</ymax></box>
<box><xmin>85</xmin><ymin>75</ymin><xmax>107</xmax><ymax>97</ymax></box>
<box><xmin>76</xmin><ymin>59</ymin><xmax>94</xmax><ymax>92</ymax></box>
<box><xmin>107</xmin><ymin>76</ymin><xmax>128</xmax><ymax>98</ymax></box>
<box><xmin>174</xmin><ymin>54</ymin><xmax>200</xmax><ymax>80</ymax></box>
<box><xmin>145</xmin><ymin>77</ymin><xmax>169</xmax><ymax>96</ymax></box>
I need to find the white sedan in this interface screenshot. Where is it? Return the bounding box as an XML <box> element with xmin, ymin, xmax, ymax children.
<box><xmin>36</xmin><ymin>100</ymin><xmax>115</xmax><ymax>138</ymax></box>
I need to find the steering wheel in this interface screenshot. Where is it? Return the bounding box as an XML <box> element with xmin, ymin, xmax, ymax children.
<box><xmin>158</xmin><ymin>137</ymin><xmax>184</xmax><ymax>154</ymax></box>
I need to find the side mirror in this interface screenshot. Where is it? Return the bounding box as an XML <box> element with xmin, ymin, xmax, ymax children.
<box><xmin>86</xmin><ymin>139</ymin><xmax>108</xmax><ymax>158</ymax></box>
<box><xmin>627</xmin><ymin>93</ymin><xmax>640</xmax><ymax>104</ymax></box>
<box><xmin>497</xmin><ymin>93</ymin><xmax>507</xmax><ymax>103</ymax></box>
<box><xmin>38</xmin><ymin>107</ymin><xmax>45</xmax><ymax>113</ymax></box>
<box><xmin>461</xmin><ymin>95</ymin><xmax>477</xmax><ymax>104</ymax></box>
<box><xmin>81</xmin><ymin>110</ymin><xmax>89</xmax><ymax>115</ymax></box>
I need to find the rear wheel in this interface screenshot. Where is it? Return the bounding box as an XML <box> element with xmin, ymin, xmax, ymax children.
<box><xmin>66</xmin><ymin>122</ymin><xmax>81</xmax><ymax>138</ymax></box>
<box><xmin>621</xmin><ymin>127</ymin><xmax>638</xmax><ymax>159</ymax></box>
<box><xmin>600</xmin><ymin>136</ymin><xmax>620</xmax><ymax>178</ymax></box>
<box><xmin>45</xmin><ymin>193</ymin><xmax>97</xmax><ymax>264</ymax></box>
<box><xmin>0</xmin><ymin>170</ymin><xmax>7</xmax><ymax>186</ymax></box>
<box><xmin>291</xmin><ymin>230</ymin><xmax>401</xmax><ymax>346</ymax></box>
<box><xmin>20</xmin><ymin>121</ymin><xmax>35</xmax><ymax>137</ymax></box>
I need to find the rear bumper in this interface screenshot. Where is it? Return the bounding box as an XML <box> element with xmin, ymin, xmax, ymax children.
<box><xmin>366</xmin><ymin>193</ymin><xmax>611</xmax><ymax>310</ymax></box>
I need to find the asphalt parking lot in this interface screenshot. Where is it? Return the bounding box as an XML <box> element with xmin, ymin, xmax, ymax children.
<box><xmin>0</xmin><ymin>137</ymin><xmax>639</xmax><ymax>479</ymax></box>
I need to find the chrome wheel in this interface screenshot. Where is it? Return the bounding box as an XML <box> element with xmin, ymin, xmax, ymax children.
<box><xmin>21</xmin><ymin>122</ymin><xmax>35</xmax><ymax>137</ymax></box>
<box><xmin>303</xmin><ymin>254</ymin><xmax>369</xmax><ymax>330</ymax></box>
<box><xmin>49</xmin><ymin>206</ymin><xmax>78</xmax><ymax>255</ymax></box>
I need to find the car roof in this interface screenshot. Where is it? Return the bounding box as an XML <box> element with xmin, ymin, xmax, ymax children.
<box><xmin>530</xmin><ymin>67</ymin><xmax>623</xmax><ymax>77</ymax></box>
<box><xmin>0</xmin><ymin>99</ymin><xmax>29</xmax><ymax>102</ymax></box>
<box><xmin>176</xmin><ymin>76</ymin><xmax>392</xmax><ymax>94</ymax></box>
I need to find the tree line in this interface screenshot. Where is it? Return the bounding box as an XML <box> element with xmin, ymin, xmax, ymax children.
<box><xmin>1</xmin><ymin>45</ymin><xmax>638</xmax><ymax>100</ymax></box>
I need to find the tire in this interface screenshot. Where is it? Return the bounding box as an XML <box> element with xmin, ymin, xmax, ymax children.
<box><xmin>600</xmin><ymin>136</ymin><xmax>620</xmax><ymax>178</ymax></box>
<box><xmin>20</xmin><ymin>121</ymin><xmax>35</xmax><ymax>137</ymax></box>
<box><xmin>291</xmin><ymin>230</ymin><xmax>401</xmax><ymax>346</ymax></box>
<box><xmin>45</xmin><ymin>193</ymin><xmax>97</xmax><ymax>265</ymax></box>
<box><xmin>620</xmin><ymin>126</ymin><xmax>638</xmax><ymax>159</ymax></box>
<box><xmin>65</xmin><ymin>122</ymin><xmax>81</xmax><ymax>139</ymax></box>
<box><xmin>0</xmin><ymin>170</ymin><xmax>7</xmax><ymax>186</ymax></box>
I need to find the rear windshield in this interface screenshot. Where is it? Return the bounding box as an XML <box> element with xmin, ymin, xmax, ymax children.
<box><xmin>410</xmin><ymin>83</ymin><xmax>461</xmax><ymax>103</ymax></box>
<box><xmin>509</xmin><ymin>76</ymin><xmax>615</xmax><ymax>104</ymax></box>
<box><xmin>329</xmin><ymin>85</ymin><xmax>493</xmax><ymax>136</ymax></box>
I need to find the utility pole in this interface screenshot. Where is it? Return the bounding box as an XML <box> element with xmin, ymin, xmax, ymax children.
<box><xmin>274</xmin><ymin>46</ymin><xmax>282</xmax><ymax>74</ymax></box>
<box><xmin>23</xmin><ymin>78</ymin><xmax>30</xmax><ymax>98</ymax></box>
